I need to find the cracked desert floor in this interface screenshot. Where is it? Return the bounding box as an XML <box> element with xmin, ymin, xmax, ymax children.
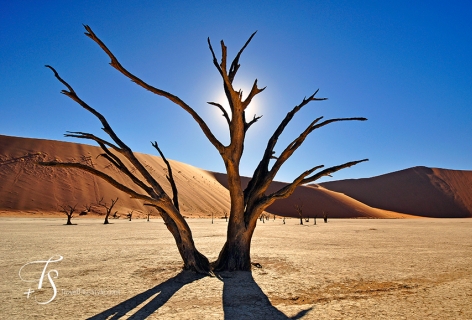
<box><xmin>1</xmin><ymin>217</ymin><xmax>471</xmax><ymax>319</ymax></box>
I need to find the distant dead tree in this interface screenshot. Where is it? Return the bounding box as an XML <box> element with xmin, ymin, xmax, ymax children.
<box><xmin>224</xmin><ymin>211</ymin><xmax>228</xmax><ymax>222</ymax></box>
<box><xmin>59</xmin><ymin>204</ymin><xmax>77</xmax><ymax>225</ymax></box>
<box><xmin>79</xmin><ymin>203</ymin><xmax>92</xmax><ymax>216</ymax></box>
<box><xmin>323</xmin><ymin>211</ymin><xmax>328</xmax><ymax>223</ymax></box>
<box><xmin>98</xmin><ymin>197</ymin><xmax>119</xmax><ymax>224</ymax></box>
<box><xmin>147</xmin><ymin>208</ymin><xmax>153</xmax><ymax>222</ymax></box>
<box><xmin>41</xmin><ymin>25</ymin><xmax>367</xmax><ymax>273</ymax></box>
<box><xmin>127</xmin><ymin>210</ymin><xmax>133</xmax><ymax>221</ymax></box>
<box><xmin>295</xmin><ymin>203</ymin><xmax>304</xmax><ymax>225</ymax></box>
<box><xmin>259</xmin><ymin>213</ymin><xmax>265</xmax><ymax>223</ymax></box>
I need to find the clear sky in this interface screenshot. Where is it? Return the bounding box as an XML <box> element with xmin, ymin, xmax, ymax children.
<box><xmin>1</xmin><ymin>1</ymin><xmax>471</xmax><ymax>183</ymax></box>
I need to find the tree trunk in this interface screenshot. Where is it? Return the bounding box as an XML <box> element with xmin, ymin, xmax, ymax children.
<box><xmin>213</xmin><ymin>216</ymin><xmax>256</xmax><ymax>271</ymax></box>
<box><xmin>66</xmin><ymin>215</ymin><xmax>72</xmax><ymax>225</ymax></box>
<box><xmin>104</xmin><ymin>214</ymin><xmax>109</xmax><ymax>224</ymax></box>
<box><xmin>160</xmin><ymin>211</ymin><xmax>211</xmax><ymax>274</ymax></box>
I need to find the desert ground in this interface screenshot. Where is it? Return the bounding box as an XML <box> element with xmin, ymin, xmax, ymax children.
<box><xmin>1</xmin><ymin>216</ymin><xmax>471</xmax><ymax>319</ymax></box>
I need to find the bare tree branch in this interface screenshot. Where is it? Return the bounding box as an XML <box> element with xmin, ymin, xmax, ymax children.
<box><xmin>207</xmin><ymin>37</ymin><xmax>224</xmax><ymax>77</ymax></box>
<box><xmin>301</xmin><ymin>159</ymin><xmax>369</xmax><ymax>185</ymax></box>
<box><xmin>242</xmin><ymin>79</ymin><xmax>266</xmax><ymax>110</ymax></box>
<box><xmin>270</xmin><ymin>116</ymin><xmax>367</xmax><ymax>178</ymax></box>
<box><xmin>244</xmin><ymin>90</ymin><xmax>326</xmax><ymax>202</ymax></box>
<box><xmin>245</xmin><ymin>114</ymin><xmax>263</xmax><ymax>131</ymax></box>
<box><xmin>45</xmin><ymin>65</ymin><xmax>166</xmax><ymax>197</ymax></box>
<box><xmin>82</xmin><ymin>25</ymin><xmax>224</xmax><ymax>153</ymax></box>
<box><xmin>228</xmin><ymin>31</ymin><xmax>257</xmax><ymax>83</ymax></box>
<box><xmin>40</xmin><ymin>161</ymin><xmax>156</xmax><ymax>202</ymax></box>
<box><xmin>151</xmin><ymin>142</ymin><xmax>179</xmax><ymax>211</ymax></box>
<box><xmin>207</xmin><ymin>102</ymin><xmax>231</xmax><ymax>126</ymax></box>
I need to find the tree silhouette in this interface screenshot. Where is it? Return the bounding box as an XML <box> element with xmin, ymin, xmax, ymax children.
<box><xmin>41</xmin><ymin>25</ymin><xmax>367</xmax><ymax>273</ymax></box>
<box><xmin>98</xmin><ymin>197</ymin><xmax>119</xmax><ymax>224</ymax></box>
<box><xmin>59</xmin><ymin>204</ymin><xmax>77</xmax><ymax>225</ymax></box>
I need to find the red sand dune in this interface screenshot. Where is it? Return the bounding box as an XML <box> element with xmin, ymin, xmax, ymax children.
<box><xmin>0</xmin><ymin>135</ymin><xmax>230</xmax><ymax>218</ymax></box>
<box><xmin>1</xmin><ymin>135</ymin><xmax>470</xmax><ymax>218</ymax></box>
<box><xmin>320</xmin><ymin>166</ymin><xmax>472</xmax><ymax>218</ymax></box>
<box><xmin>210</xmin><ymin>173</ymin><xmax>415</xmax><ymax>219</ymax></box>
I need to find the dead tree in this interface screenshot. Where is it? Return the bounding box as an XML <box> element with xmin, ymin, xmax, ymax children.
<box><xmin>59</xmin><ymin>204</ymin><xmax>77</xmax><ymax>225</ymax></box>
<box><xmin>41</xmin><ymin>26</ymin><xmax>367</xmax><ymax>273</ymax></box>
<box><xmin>79</xmin><ymin>204</ymin><xmax>92</xmax><ymax>216</ymax></box>
<box><xmin>147</xmin><ymin>208</ymin><xmax>153</xmax><ymax>222</ymax></box>
<box><xmin>127</xmin><ymin>210</ymin><xmax>133</xmax><ymax>221</ymax></box>
<box><xmin>323</xmin><ymin>211</ymin><xmax>328</xmax><ymax>223</ymax></box>
<box><xmin>98</xmin><ymin>197</ymin><xmax>119</xmax><ymax>224</ymax></box>
<box><xmin>295</xmin><ymin>204</ymin><xmax>304</xmax><ymax>225</ymax></box>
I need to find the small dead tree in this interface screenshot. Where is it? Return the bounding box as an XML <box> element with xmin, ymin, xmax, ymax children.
<box><xmin>42</xmin><ymin>26</ymin><xmax>367</xmax><ymax>273</ymax></box>
<box><xmin>147</xmin><ymin>208</ymin><xmax>153</xmax><ymax>222</ymax></box>
<box><xmin>295</xmin><ymin>203</ymin><xmax>304</xmax><ymax>225</ymax></box>
<box><xmin>224</xmin><ymin>211</ymin><xmax>228</xmax><ymax>222</ymax></box>
<box><xmin>59</xmin><ymin>204</ymin><xmax>77</xmax><ymax>225</ymax></box>
<box><xmin>323</xmin><ymin>211</ymin><xmax>328</xmax><ymax>223</ymax></box>
<box><xmin>79</xmin><ymin>203</ymin><xmax>92</xmax><ymax>216</ymax></box>
<box><xmin>98</xmin><ymin>197</ymin><xmax>119</xmax><ymax>224</ymax></box>
<box><xmin>127</xmin><ymin>210</ymin><xmax>133</xmax><ymax>221</ymax></box>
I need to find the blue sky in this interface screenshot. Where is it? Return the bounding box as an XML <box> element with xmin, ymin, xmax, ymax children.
<box><xmin>1</xmin><ymin>1</ymin><xmax>471</xmax><ymax>183</ymax></box>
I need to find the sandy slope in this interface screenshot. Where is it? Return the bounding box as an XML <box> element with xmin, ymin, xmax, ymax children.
<box><xmin>1</xmin><ymin>134</ymin><xmax>471</xmax><ymax>219</ymax></box>
<box><xmin>211</xmin><ymin>173</ymin><xmax>414</xmax><ymax>219</ymax></box>
<box><xmin>320</xmin><ymin>166</ymin><xmax>472</xmax><ymax>218</ymax></box>
<box><xmin>0</xmin><ymin>135</ymin><xmax>230</xmax><ymax>218</ymax></box>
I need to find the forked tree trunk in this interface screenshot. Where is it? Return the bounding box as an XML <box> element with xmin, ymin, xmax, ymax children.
<box><xmin>213</xmin><ymin>219</ymin><xmax>255</xmax><ymax>271</ymax></box>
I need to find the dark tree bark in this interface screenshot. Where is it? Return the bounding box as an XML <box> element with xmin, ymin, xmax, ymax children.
<box><xmin>60</xmin><ymin>204</ymin><xmax>76</xmax><ymax>225</ymax></box>
<box><xmin>295</xmin><ymin>203</ymin><xmax>304</xmax><ymax>225</ymax></box>
<box><xmin>42</xmin><ymin>25</ymin><xmax>368</xmax><ymax>273</ymax></box>
<box><xmin>98</xmin><ymin>197</ymin><xmax>119</xmax><ymax>225</ymax></box>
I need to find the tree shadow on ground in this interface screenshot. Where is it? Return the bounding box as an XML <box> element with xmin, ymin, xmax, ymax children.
<box><xmin>87</xmin><ymin>270</ymin><xmax>312</xmax><ymax>319</ymax></box>
<box><xmin>217</xmin><ymin>271</ymin><xmax>313</xmax><ymax>320</ymax></box>
<box><xmin>86</xmin><ymin>271</ymin><xmax>204</xmax><ymax>320</ymax></box>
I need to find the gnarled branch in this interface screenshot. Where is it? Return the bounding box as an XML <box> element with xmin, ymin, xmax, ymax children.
<box><xmin>151</xmin><ymin>142</ymin><xmax>179</xmax><ymax>211</ymax></box>
<box><xmin>45</xmin><ymin>65</ymin><xmax>165</xmax><ymax>197</ymax></box>
<box><xmin>83</xmin><ymin>25</ymin><xmax>224</xmax><ymax>154</ymax></box>
<box><xmin>228</xmin><ymin>31</ymin><xmax>257</xmax><ymax>83</ymax></box>
<box><xmin>242</xmin><ymin>79</ymin><xmax>266</xmax><ymax>110</ymax></box>
<box><xmin>40</xmin><ymin>161</ymin><xmax>156</xmax><ymax>202</ymax></box>
<box><xmin>244</xmin><ymin>89</ymin><xmax>326</xmax><ymax>202</ymax></box>
<box><xmin>208</xmin><ymin>102</ymin><xmax>231</xmax><ymax>126</ymax></box>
